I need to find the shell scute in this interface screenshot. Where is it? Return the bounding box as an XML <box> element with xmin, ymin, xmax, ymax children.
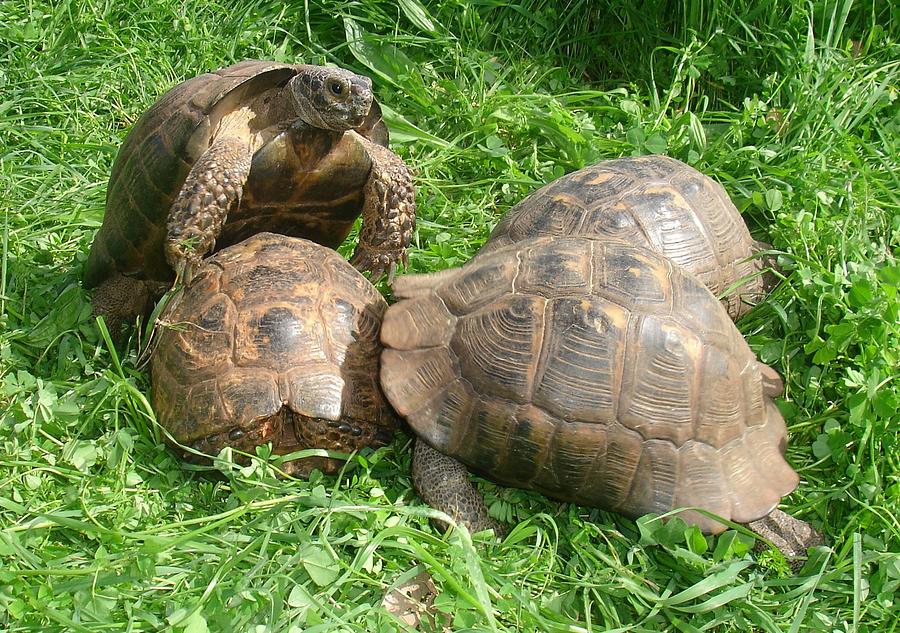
<box><xmin>450</xmin><ymin>294</ymin><xmax>545</xmax><ymax>404</ymax></box>
<box><xmin>532</xmin><ymin>297</ymin><xmax>627</xmax><ymax>424</ymax></box>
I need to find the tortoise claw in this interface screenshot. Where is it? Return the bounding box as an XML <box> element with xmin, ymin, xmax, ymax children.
<box><xmin>350</xmin><ymin>247</ymin><xmax>405</xmax><ymax>283</ymax></box>
<box><xmin>171</xmin><ymin>254</ymin><xmax>199</xmax><ymax>287</ymax></box>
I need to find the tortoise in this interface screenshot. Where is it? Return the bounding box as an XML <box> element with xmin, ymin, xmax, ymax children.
<box><xmin>482</xmin><ymin>155</ymin><xmax>774</xmax><ymax>320</ymax></box>
<box><xmin>150</xmin><ymin>232</ymin><xmax>398</xmax><ymax>475</ymax></box>
<box><xmin>85</xmin><ymin>60</ymin><xmax>415</xmax><ymax>335</ymax></box>
<box><xmin>379</xmin><ymin>236</ymin><xmax>817</xmax><ymax>552</ymax></box>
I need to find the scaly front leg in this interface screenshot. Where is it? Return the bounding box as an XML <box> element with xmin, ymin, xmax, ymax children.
<box><xmin>165</xmin><ymin>136</ymin><xmax>254</xmax><ymax>283</ymax></box>
<box><xmin>350</xmin><ymin>138</ymin><xmax>416</xmax><ymax>281</ymax></box>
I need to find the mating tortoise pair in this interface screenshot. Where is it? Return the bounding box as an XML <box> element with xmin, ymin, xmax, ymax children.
<box><xmin>86</xmin><ymin>61</ymin><xmax>413</xmax><ymax>467</ymax></box>
<box><xmin>88</xmin><ymin>61</ymin><xmax>813</xmax><ymax>552</ymax></box>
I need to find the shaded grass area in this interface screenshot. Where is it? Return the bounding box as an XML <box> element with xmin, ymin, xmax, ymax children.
<box><xmin>1</xmin><ymin>0</ymin><xmax>898</xmax><ymax>630</ymax></box>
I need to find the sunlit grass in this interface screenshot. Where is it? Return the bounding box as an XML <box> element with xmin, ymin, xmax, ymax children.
<box><xmin>1</xmin><ymin>0</ymin><xmax>898</xmax><ymax>630</ymax></box>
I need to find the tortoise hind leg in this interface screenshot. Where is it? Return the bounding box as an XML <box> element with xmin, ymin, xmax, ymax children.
<box><xmin>412</xmin><ymin>440</ymin><xmax>503</xmax><ymax>535</ymax></box>
<box><xmin>165</xmin><ymin>135</ymin><xmax>255</xmax><ymax>281</ymax></box>
<box><xmin>349</xmin><ymin>138</ymin><xmax>416</xmax><ymax>281</ymax></box>
<box><xmin>91</xmin><ymin>273</ymin><xmax>159</xmax><ymax>340</ymax></box>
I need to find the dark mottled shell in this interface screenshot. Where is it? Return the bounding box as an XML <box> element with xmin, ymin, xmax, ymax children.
<box><xmin>151</xmin><ymin>233</ymin><xmax>397</xmax><ymax>474</ymax></box>
<box><xmin>483</xmin><ymin>156</ymin><xmax>770</xmax><ymax>320</ymax></box>
<box><xmin>85</xmin><ymin>60</ymin><xmax>388</xmax><ymax>289</ymax></box>
<box><xmin>380</xmin><ymin>236</ymin><xmax>798</xmax><ymax>532</ymax></box>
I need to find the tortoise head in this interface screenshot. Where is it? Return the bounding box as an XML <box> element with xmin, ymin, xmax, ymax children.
<box><xmin>288</xmin><ymin>66</ymin><xmax>374</xmax><ymax>132</ymax></box>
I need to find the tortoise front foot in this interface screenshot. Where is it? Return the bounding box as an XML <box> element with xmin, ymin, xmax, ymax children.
<box><xmin>165</xmin><ymin>136</ymin><xmax>253</xmax><ymax>280</ymax></box>
<box><xmin>350</xmin><ymin>247</ymin><xmax>404</xmax><ymax>283</ymax></box>
<box><xmin>350</xmin><ymin>141</ymin><xmax>415</xmax><ymax>281</ymax></box>
<box><xmin>412</xmin><ymin>440</ymin><xmax>504</xmax><ymax>536</ymax></box>
<box><xmin>749</xmin><ymin>508</ymin><xmax>824</xmax><ymax>562</ymax></box>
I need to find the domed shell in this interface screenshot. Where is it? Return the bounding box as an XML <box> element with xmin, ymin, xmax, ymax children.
<box><xmin>483</xmin><ymin>155</ymin><xmax>772</xmax><ymax>320</ymax></box>
<box><xmin>151</xmin><ymin>233</ymin><xmax>397</xmax><ymax>474</ymax></box>
<box><xmin>85</xmin><ymin>60</ymin><xmax>389</xmax><ymax>289</ymax></box>
<box><xmin>379</xmin><ymin>236</ymin><xmax>798</xmax><ymax>532</ymax></box>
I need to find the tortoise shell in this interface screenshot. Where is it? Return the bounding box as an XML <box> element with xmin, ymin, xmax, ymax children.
<box><xmin>151</xmin><ymin>232</ymin><xmax>397</xmax><ymax>474</ymax></box>
<box><xmin>483</xmin><ymin>155</ymin><xmax>772</xmax><ymax>320</ymax></box>
<box><xmin>379</xmin><ymin>236</ymin><xmax>798</xmax><ymax>532</ymax></box>
<box><xmin>84</xmin><ymin>60</ymin><xmax>389</xmax><ymax>289</ymax></box>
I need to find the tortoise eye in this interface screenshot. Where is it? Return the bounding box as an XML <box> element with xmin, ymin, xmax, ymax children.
<box><xmin>329</xmin><ymin>81</ymin><xmax>345</xmax><ymax>96</ymax></box>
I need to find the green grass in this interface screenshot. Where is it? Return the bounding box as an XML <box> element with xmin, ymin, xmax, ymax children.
<box><xmin>2</xmin><ymin>0</ymin><xmax>899</xmax><ymax>630</ymax></box>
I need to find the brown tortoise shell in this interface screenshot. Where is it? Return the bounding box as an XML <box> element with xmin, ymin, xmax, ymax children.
<box><xmin>151</xmin><ymin>233</ymin><xmax>397</xmax><ymax>474</ymax></box>
<box><xmin>379</xmin><ymin>236</ymin><xmax>798</xmax><ymax>533</ymax></box>
<box><xmin>482</xmin><ymin>155</ymin><xmax>774</xmax><ymax>320</ymax></box>
<box><xmin>84</xmin><ymin>60</ymin><xmax>389</xmax><ymax>289</ymax></box>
